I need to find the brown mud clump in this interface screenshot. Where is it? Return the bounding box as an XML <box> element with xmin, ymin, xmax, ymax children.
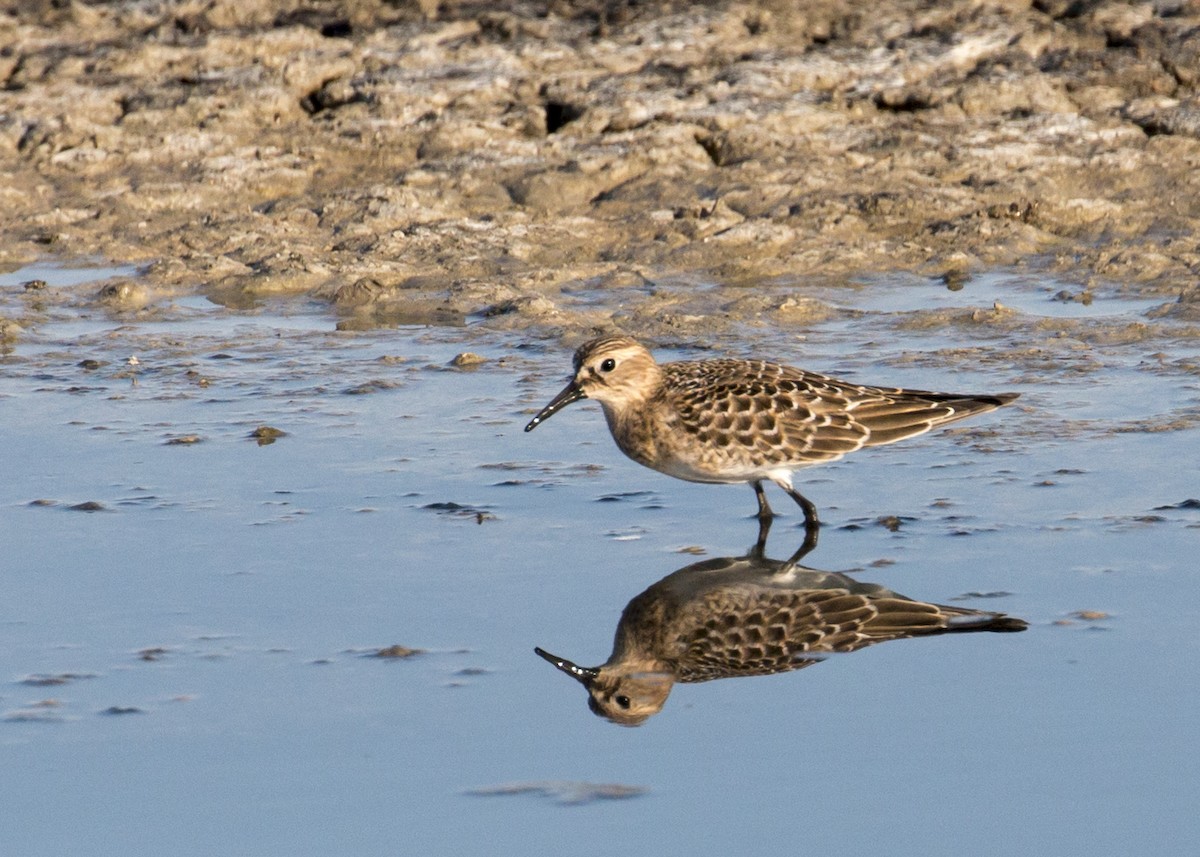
<box><xmin>1</xmin><ymin>0</ymin><xmax>1198</xmax><ymax>340</ymax></box>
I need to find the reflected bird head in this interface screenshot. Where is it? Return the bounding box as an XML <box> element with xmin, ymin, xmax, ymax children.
<box><xmin>534</xmin><ymin>646</ymin><xmax>673</xmax><ymax>727</ymax></box>
<box><xmin>524</xmin><ymin>336</ymin><xmax>660</xmax><ymax>432</ymax></box>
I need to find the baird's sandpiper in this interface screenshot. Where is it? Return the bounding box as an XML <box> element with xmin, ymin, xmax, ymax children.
<box><xmin>525</xmin><ymin>336</ymin><xmax>1017</xmax><ymax>539</ymax></box>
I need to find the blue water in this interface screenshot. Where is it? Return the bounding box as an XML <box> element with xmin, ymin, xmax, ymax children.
<box><xmin>2</xmin><ymin>264</ymin><xmax>1197</xmax><ymax>856</ymax></box>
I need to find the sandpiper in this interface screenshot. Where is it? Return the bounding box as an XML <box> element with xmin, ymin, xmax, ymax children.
<box><xmin>535</xmin><ymin>549</ymin><xmax>1027</xmax><ymax>725</ymax></box>
<box><xmin>525</xmin><ymin>336</ymin><xmax>1017</xmax><ymax>536</ymax></box>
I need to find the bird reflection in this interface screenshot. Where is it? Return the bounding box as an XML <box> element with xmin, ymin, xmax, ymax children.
<box><xmin>535</xmin><ymin>526</ymin><xmax>1027</xmax><ymax>726</ymax></box>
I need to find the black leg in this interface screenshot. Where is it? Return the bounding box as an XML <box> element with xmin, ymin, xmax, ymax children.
<box><xmin>750</xmin><ymin>481</ymin><xmax>821</xmax><ymax>572</ymax></box>
<box><xmin>774</xmin><ymin>484</ymin><xmax>820</xmax><ymax>572</ymax></box>
<box><xmin>752</xmin><ymin>481</ymin><xmax>774</xmax><ymax>521</ymax></box>
<box><xmin>780</xmin><ymin>484</ymin><xmax>820</xmax><ymax>530</ymax></box>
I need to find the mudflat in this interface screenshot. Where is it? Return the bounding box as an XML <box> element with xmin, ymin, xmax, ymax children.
<box><xmin>1</xmin><ymin>0</ymin><xmax>1198</xmax><ymax>340</ymax></box>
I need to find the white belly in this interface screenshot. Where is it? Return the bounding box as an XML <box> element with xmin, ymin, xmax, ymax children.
<box><xmin>650</xmin><ymin>456</ymin><xmax>800</xmax><ymax>487</ymax></box>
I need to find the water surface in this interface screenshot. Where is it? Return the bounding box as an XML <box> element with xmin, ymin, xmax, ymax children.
<box><xmin>2</xmin><ymin>264</ymin><xmax>1197</xmax><ymax>856</ymax></box>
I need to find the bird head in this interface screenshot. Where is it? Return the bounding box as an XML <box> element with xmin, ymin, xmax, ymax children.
<box><xmin>524</xmin><ymin>336</ymin><xmax>659</xmax><ymax>431</ymax></box>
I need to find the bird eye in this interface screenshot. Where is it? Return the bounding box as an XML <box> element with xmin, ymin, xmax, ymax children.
<box><xmin>615</xmin><ymin>695</ymin><xmax>631</xmax><ymax>709</ymax></box>
<box><xmin>600</xmin><ymin>358</ymin><xmax>616</xmax><ymax>373</ymax></box>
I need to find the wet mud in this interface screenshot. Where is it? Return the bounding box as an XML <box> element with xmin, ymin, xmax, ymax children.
<box><xmin>1</xmin><ymin>0</ymin><xmax>1199</xmax><ymax>347</ymax></box>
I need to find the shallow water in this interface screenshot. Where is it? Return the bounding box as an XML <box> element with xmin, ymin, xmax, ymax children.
<box><xmin>2</xmin><ymin>264</ymin><xmax>1198</xmax><ymax>856</ymax></box>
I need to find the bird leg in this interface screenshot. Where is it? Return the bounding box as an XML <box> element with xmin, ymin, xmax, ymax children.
<box><xmin>752</xmin><ymin>481</ymin><xmax>775</xmax><ymax>521</ymax></box>
<box><xmin>774</xmin><ymin>482</ymin><xmax>820</xmax><ymax>570</ymax></box>
<box><xmin>750</xmin><ymin>480</ymin><xmax>821</xmax><ymax>570</ymax></box>
<box><xmin>779</xmin><ymin>484</ymin><xmax>820</xmax><ymax>531</ymax></box>
<box><xmin>751</xmin><ymin>481</ymin><xmax>778</xmax><ymax>559</ymax></box>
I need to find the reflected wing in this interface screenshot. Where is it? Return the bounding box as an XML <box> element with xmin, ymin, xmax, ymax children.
<box><xmin>671</xmin><ymin>587</ymin><xmax>1024</xmax><ymax>682</ymax></box>
<box><xmin>673</xmin><ymin>589</ymin><xmax>875</xmax><ymax>682</ymax></box>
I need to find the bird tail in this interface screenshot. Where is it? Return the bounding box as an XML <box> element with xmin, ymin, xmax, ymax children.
<box><xmin>853</xmin><ymin>391</ymin><xmax>1019</xmax><ymax>447</ymax></box>
<box><xmin>943</xmin><ymin>611</ymin><xmax>1029</xmax><ymax>633</ymax></box>
<box><xmin>865</xmin><ymin>597</ymin><xmax>1028</xmax><ymax>638</ymax></box>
